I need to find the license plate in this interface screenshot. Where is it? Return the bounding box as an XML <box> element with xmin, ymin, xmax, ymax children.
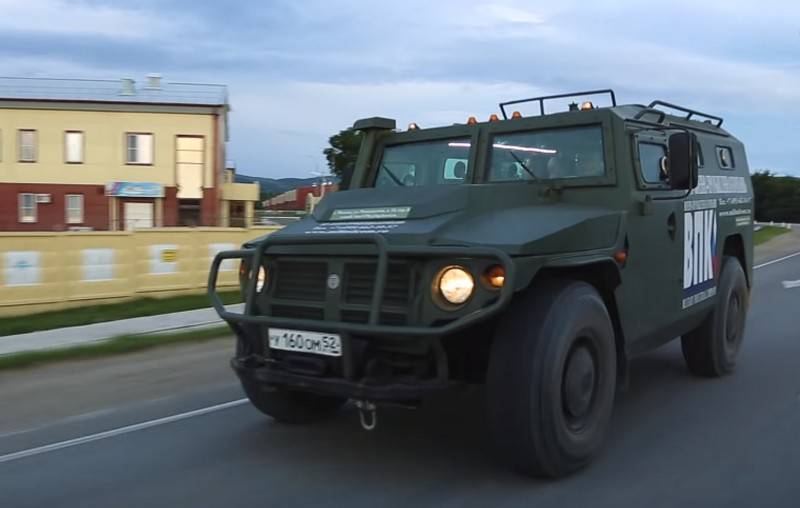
<box><xmin>267</xmin><ymin>328</ymin><xmax>342</xmax><ymax>357</ymax></box>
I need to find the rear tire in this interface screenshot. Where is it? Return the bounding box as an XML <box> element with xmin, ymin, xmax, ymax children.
<box><xmin>681</xmin><ymin>256</ymin><xmax>748</xmax><ymax>377</ymax></box>
<box><xmin>486</xmin><ymin>279</ymin><xmax>617</xmax><ymax>478</ymax></box>
<box><xmin>241</xmin><ymin>379</ymin><xmax>346</xmax><ymax>424</ymax></box>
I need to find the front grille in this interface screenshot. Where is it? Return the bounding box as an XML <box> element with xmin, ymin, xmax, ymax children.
<box><xmin>343</xmin><ymin>262</ymin><xmax>412</xmax><ymax>307</ymax></box>
<box><xmin>273</xmin><ymin>261</ymin><xmax>327</xmax><ymax>301</ymax></box>
<box><xmin>341</xmin><ymin>309</ymin><xmax>408</xmax><ymax>326</ymax></box>
<box><xmin>265</xmin><ymin>257</ymin><xmax>415</xmax><ymax>326</ymax></box>
<box><xmin>271</xmin><ymin>304</ymin><xmax>324</xmax><ymax>321</ymax></box>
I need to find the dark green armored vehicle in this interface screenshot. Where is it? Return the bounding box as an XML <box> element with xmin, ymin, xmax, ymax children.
<box><xmin>209</xmin><ymin>90</ymin><xmax>754</xmax><ymax>477</ymax></box>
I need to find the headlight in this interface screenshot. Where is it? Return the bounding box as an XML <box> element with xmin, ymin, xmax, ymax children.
<box><xmin>435</xmin><ymin>266</ymin><xmax>475</xmax><ymax>306</ymax></box>
<box><xmin>256</xmin><ymin>266</ymin><xmax>267</xmax><ymax>292</ymax></box>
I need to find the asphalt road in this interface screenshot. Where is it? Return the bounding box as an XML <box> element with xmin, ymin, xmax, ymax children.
<box><xmin>1</xmin><ymin>251</ymin><xmax>799</xmax><ymax>507</ymax></box>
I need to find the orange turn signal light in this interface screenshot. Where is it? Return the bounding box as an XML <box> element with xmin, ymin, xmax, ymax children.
<box><xmin>485</xmin><ymin>265</ymin><xmax>506</xmax><ymax>288</ymax></box>
<box><xmin>613</xmin><ymin>251</ymin><xmax>628</xmax><ymax>264</ymax></box>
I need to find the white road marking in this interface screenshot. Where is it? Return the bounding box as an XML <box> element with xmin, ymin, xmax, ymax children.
<box><xmin>0</xmin><ymin>398</ymin><xmax>248</xmax><ymax>465</ymax></box>
<box><xmin>754</xmin><ymin>251</ymin><xmax>800</xmax><ymax>270</ymax></box>
<box><xmin>781</xmin><ymin>280</ymin><xmax>800</xmax><ymax>289</ymax></box>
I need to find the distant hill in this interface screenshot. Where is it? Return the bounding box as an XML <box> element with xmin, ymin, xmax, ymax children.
<box><xmin>234</xmin><ymin>174</ymin><xmax>323</xmax><ymax>195</ymax></box>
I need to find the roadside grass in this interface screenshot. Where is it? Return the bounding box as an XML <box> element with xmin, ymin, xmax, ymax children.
<box><xmin>0</xmin><ymin>325</ymin><xmax>232</xmax><ymax>370</ymax></box>
<box><xmin>754</xmin><ymin>226</ymin><xmax>791</xmax><ymax>246</ymax></box>
<box><xmin>0</xmin><ymin>291</ymin><xmax>242</xmax><ymax>337</ymax></box>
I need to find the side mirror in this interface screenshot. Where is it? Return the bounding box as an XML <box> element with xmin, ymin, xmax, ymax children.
<box><xmin>668</xmin><ymin>132</ymin><xmax>699</xmax><ymax>190</ymax></box>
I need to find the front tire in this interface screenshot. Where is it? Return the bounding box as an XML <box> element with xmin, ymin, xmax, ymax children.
<box><xmin>487</xmin><ymin>279</ymin><xmax>617</xmax><ymax>478</ymax></box>
<box><xmin>241</xmin><ymin>379</ymin><xmax>346</xmax><ymax>424</ymax></box>
<box><xmin>681</xmin><ymin>256</ymin><xmax>749</xmax><ymax>377</ymax></box>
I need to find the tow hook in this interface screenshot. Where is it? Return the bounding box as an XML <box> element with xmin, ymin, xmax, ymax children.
<box><xmin>354</xmin><ymin>400</ymin><xmax>377</xmax><ymax>431</ymax></box>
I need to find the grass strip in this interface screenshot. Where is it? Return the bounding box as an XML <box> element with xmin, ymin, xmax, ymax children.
<box><xmin>754</xmin><ymin>225</ymin><xmax>791</xmax><ymax>246</ymax></box>
<box><xmin>0</xmin><ymin>325</ymin><xmax>232</xmax><ymax>371</ymax></box>
<box><xmin>0</xmin><ymin>291</ymin><xmax>242</xmax><ymax>337</ymax></box>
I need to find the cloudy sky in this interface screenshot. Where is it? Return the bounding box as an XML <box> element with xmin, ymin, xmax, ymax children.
<box><xmin>1</xmin><ymin>0</ymin><xmax>798</xmax><ymax>178</ymax></box>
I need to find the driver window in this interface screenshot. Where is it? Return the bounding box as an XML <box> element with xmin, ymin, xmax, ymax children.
<box><xmin>638</xmin><ymin>142</ymin><xmax>668</xmax><ymax>184</ymax></box>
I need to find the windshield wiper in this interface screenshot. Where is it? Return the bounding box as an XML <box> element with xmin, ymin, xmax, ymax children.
<box><xmin>380</xmin><ymin>164</ymin><xmax>405</xmax><ymax>186</ymax></box>
<box><xmin>507</xmin><ymin>150</ymin><xmax>539</xmax><ymax>181</ymax></box>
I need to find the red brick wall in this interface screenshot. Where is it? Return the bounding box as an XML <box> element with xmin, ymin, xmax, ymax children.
<box><xmin>201</xmin><ymin>187</ymin><xmax>218</xmax><ymax>226</ymax></box>
<box><xmin>164</xmin><ymin>187</ymin><xmax>178</xmax><ymax>227</ymax></box>
<box><xmin>0</xmin><ymin>183</ymin><xmax>108</xmax><ymax>231</ymax></box>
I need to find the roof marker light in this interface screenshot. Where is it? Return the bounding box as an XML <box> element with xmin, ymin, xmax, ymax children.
<box><xmin>511</xmin><ymin>111</ymin><xmax>523</xmax><ymax>119</ymax></box>
<box><xmin>489</xmin><ymin>114</ymin><xmax>500</xmax><ymax>122</ymax></box>
<box><xmin>580</xmin><ymin>101</ymin><xmax>594</xmax><ymax>111</ymax></box>
<box><xmin>467</xmin><ymin>116</ymin><xmax>478</xmax><ymax>125</ymax></box>
<box><xmin>408</xmin><ymin>122</ymin><xmax>419</xmax><ymax>130</ymax></box>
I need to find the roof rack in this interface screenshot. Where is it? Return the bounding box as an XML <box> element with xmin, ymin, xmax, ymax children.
<box><xmin>642</xmin><ymin>100</ymin><xmax>724</xmax><ymax>127</ymax></box>
<box><xmin>499</xmin><ymin>89</ymin><xmax>617</xmax><ymax>119</ymax></box>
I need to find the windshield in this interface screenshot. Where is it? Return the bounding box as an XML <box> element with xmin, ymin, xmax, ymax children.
<box><xmin>488</xmin><ymin>125</ymin><xmax>605</xmax><ymax>182</ymax></box>
<box><xmin>375</xmin><ymin>138</ymin><xmax>470</xmax><ymax>187</ymax></box>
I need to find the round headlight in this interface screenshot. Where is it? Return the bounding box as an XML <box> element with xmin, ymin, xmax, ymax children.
<box><xmin>436</xmin><ymin>266</ymin><xmax>475</xmax><ymax>305</ymax></box>
<box><xmin>256</xmin><ymin>266</ymin><xmax>267</xmax><ymax>292</ymax></box>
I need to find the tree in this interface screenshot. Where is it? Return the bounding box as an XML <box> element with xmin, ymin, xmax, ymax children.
<box><xmin>323</xmin><ymin>128</ymin><xmax>363</xmax><ymax>178</ymax></box>
<box><xmin>751</xmin><ymin>170</ymin><xmax>800</xmax><ymax>223</ymax></box>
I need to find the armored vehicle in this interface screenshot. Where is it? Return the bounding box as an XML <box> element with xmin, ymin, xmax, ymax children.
<box><xmin>209</xmin><ymin>90</ymin><xmax>754</xmax><ymax>477</ymax></box>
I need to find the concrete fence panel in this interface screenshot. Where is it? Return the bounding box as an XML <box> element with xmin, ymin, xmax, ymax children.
<box><xmin>0</xmin><ymin>226</ymin><xmax>280</xmax><ymax>316</ymax></box>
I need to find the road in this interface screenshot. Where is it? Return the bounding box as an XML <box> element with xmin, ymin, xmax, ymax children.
<box><xmin>1</xmin><ymin>251</ymin><xmax>799</xmax><ymax>507</ymax></box>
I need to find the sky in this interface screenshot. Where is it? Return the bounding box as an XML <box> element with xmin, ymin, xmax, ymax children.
<box><xmin>1</xmin><ymin>0</ymin><xmax>798</xmax><ymax>178</ymax></box>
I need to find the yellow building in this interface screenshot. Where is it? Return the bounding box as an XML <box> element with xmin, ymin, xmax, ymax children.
<box><xmin>0</xmin><ymin>75</ymin><xmax>259</xmax><ymax>231</ymax></box>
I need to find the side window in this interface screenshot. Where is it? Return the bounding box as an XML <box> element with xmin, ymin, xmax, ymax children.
<box><xmin>443</xmin><ymin>158</ymin><xmax>468</xmax><ymax>183</ymax></box>
<box><xmin>638</xmin><ymin>142</ymin><xmax>668</xmax><ymax>184</ymax></box>
<box><xmin>716</xmin><ymin>146</ymin><xmax>734</xmax><ymax>169</ymax></box>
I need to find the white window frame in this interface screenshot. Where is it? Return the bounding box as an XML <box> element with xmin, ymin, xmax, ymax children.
<box><xmin>18</xmin><ymin>130</ymin><xmax>37</xmax><ymax>162</ymax></box>
<box><xmin>65</xmin><ymin>131</ymin><xmax>84</xmax><ymax>164</ymax></box>
<box><xmin>65</xmin><ymin>194</ymin><xmax>84</xmax><ymax>224</ymax></box>
<box><xmin>125</xmin><ymin>133</ymin><xmax>154</xmax><ymax>165</ymax></box>
<box><xmin>19</xmin><ymin>193</ymin><xmax>37</xmax><ymax>223</ymax></box>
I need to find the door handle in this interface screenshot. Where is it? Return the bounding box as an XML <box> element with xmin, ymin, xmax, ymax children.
<box><xmin>667</xmin><ymin>212</ymin><xmax>677</xmax><ymax>241</ymax></box>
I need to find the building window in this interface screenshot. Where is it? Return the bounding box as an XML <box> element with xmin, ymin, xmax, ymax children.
<box><xmin>126</xmin><ymin>133</ymin><xmax>154</xmax><ymax>165</ymax></box>
<box><xmin>66</xmin><ymin>194</ymin><xmax>84</xmax><ymax>224</ymax></box>
<box><xmin>18</xmin><ymin>130</ymin><xmax>37</xmax><ymax>162</ymax></box>
<box><xmin>65</xmin><ymin>131</ymin><xmax>84</xmax><ymax>163</ymax></box>
<box><xmin>176</xmin><ymin>135</ymin><xmax>205</xmax><ymax>199</ymax></box>
<box><xmin>19</xmin><ymin>193</ymin><xmax>37</xmax><ymax>223</ymax></box>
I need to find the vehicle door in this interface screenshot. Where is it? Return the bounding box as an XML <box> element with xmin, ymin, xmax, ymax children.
<box><xmin>621</xmin><ymin>131</ymin><xmax>687</xmax><ymax>348</ymax></box>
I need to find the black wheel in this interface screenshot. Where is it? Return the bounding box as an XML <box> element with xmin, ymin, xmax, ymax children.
<box><xmin>241</xmin><ymin>378</ymin><xmax>346</xmax><ymax>424</ymax></box>
<box><xmin>486</xmin><ymin>279</ymin><xmax>617</xmax><ymax>478</ymax></box>
<box><xmin>681</xmin><ymin>256</ymin><xmax>749</xmax><ymax>377</ymax></box>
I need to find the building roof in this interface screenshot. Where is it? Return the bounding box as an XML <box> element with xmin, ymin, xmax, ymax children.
<box><xmin>0</xmin><ymin>76</ymin><xmax>228</xmax><ymax>106</ymax></box>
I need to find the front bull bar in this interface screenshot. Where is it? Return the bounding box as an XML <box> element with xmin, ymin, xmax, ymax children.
<box><xmin>207</xmin><ymin>233</ymin><xmax>516</xmax><ymax>337</ymax></box>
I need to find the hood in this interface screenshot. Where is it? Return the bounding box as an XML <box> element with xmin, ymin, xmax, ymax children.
<box><xmin>268</xmin><ymin>185</ymin><xmax>622</xmax><ymax>256</ymax></box>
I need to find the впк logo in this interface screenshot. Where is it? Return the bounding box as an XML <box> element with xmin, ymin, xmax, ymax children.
<box><xmin>683</xmin><ymin>200</ymin><xmax>718</xmax><ymax>308</ymax></box>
